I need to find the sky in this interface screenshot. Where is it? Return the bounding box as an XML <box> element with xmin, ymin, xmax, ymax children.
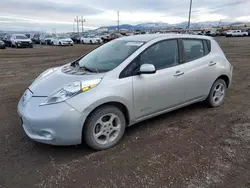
<box><xmin>0</xmin><ymin>0</ymin><xmax>250</xmax><ymax>32</ymax></box>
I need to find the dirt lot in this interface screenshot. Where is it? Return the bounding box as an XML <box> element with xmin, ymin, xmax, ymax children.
<box><xmin>0</xmin><ymin>38</ymin><xmax>250</xmax><ymax>188</ymax></box>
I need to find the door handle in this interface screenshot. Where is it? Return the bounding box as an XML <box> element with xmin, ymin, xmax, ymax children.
<box><xmin>173</xmin><ymin>71</ymin><xmax>184</xmax><ymax>77</ymax></box>
<box><xmin>209</xmin><ymin>61</ymin><xmax>217</xmax><ymax>66</ymax></box>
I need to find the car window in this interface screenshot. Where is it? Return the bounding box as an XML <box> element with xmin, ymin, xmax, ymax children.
<box><xmin>16</xmin><ymin>35</ymin><xmax>28</xmax><ymax>39</ymax></box>
<box><xmin>140</xmin><ymin>40</ymin><xmax>179</xmax><ymax>70</ymax></box>
<box><xmin>183</xmin><ymin>39</ymin><xmax>205</xmax><ymax>62</ymax></box>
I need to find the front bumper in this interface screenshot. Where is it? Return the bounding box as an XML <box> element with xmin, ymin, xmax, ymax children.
<box><xmin>16</xmin><ymin>42</ymin><xmax>33</xmax><ymax>48</ymax></box>
<box><xmin>17</xmin><ymin>96</ymin><xmax>84</xmax><ymax>145</ymax></box>
<box><xmin>61</xmin><ymin>42</ymin><xmax>73</xmax><ymax>46</ymax></box>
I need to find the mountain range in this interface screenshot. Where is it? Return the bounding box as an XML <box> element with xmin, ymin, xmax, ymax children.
<box><xmin>98</xmin><ymin>21</ymin><xmax>247</xmax><ymax>31</ymax></box>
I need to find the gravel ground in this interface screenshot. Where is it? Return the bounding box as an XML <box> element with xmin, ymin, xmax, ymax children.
<box><xmin>0</xmin><ymin>38</ymin><xmax>250</xmax><ymax>188</ymax></box>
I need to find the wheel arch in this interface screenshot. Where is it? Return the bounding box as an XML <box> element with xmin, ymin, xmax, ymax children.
<box><xmin>83</xmin><ymin>101</ymin><xmax>131</xmax><ymax>127</ymax></box>
<box><xmin>217</xmin><ymin>75</ymin><xmax>230</xmax><ymax>88</ymax></box>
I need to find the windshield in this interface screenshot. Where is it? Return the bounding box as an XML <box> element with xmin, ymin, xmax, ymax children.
<box><xmin>78</xmin><ymin>40</ymin><xmax>144</xmax><ymax>72</ymax></box>
<box><xmin>16</xmin><ymin>35</ymin><xmax>28</xmax><ymax>39</ymax></box>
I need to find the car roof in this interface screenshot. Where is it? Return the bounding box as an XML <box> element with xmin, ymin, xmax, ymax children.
<box><xmin>117</xmin><ymin>34</ymin><xmax>212</xmax><ymax>42</ymax></box>
<box><xmin>13</xmin><ymin>34</ymin><xmax>26</xmax><ymax>36</ymax></box>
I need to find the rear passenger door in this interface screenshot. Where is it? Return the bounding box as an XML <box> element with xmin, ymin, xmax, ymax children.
<box><xmin>180</xmin><ymin>39</ymin><xmax>217</xmax><ymax>102</ymax></box>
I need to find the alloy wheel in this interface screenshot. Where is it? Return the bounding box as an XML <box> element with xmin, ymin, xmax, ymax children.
<box><xmin>93</xmin><ymin>113</ymin><xmax>121</xmax><ymax>145</ymax></box>
<box><xmin>212</xmin><ymin>83</ymin><xmax>225</xmax><ymax>105</ymax></box>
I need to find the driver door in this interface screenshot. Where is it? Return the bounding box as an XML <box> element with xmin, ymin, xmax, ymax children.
<box><xmin>132</xmin><ymin>39</ymin><xmax>186</xmax><ymax>119</ymax></box>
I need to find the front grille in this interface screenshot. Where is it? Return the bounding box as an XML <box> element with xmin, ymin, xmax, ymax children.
<box><xmin>21</xmin><ymin>42</ymin><xmax>30</xmax><ymax>44</ymax></box>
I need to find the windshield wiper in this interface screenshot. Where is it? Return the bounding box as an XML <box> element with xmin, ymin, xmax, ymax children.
<box><xmin>81</xmin><ymin>65</ymin><xmax>95</xmax><ymax>73</ymax></box>
<box><xmin>74</xmin><ymin>61</ymin><xmax>97</xmax><ymax>73</ymax></box>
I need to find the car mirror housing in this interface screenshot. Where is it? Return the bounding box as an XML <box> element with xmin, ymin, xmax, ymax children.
<box><xmin>138</xmin><ymin>64</ymin><xmax>156</xmax><ymax>74</ymax></box>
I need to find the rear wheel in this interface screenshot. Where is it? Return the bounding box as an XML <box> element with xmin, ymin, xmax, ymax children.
<box><xmin>83</xmin><ymin>105</ymin><xmax>126</xmax><ymax>150</ymax></box>
<box><xmin>206</xmin><ymin>79</ymin><xmax>227</xmax><ymax>107</ymax></box>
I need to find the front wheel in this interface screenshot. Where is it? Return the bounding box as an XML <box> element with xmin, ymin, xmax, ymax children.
<box><xmin>83</xmin><ymin>105</ymin><xmax>126</xmax><ymax>150</ymax></box>
<box><xmin>206</xmin><ymin>79</ymin><xmax>227</xmax><ymax>107</ymax></box>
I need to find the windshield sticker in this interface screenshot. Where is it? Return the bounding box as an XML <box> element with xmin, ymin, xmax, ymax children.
<box><xmin>126</xmin><ymin>42</ymin><xmax>144</xmax><ymax>46</ymax></box>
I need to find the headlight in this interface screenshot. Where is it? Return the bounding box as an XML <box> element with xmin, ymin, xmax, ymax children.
<box><xmin>40</xmin><ymin>79</ymin><xmax>101</xmax><ymax>106</ymax></box>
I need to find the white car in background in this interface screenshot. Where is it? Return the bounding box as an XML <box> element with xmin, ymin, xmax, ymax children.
<box><xmin>40</xmin><ymin>35</ymin><xmax>54</xmax><ymax>45</ymax></box>
<box><xmin>52</xmin><ymin>36</ymin><xmax>74</xmax><ymax>46</ymax></box>
<box><xmin>81</xmin><ymin>35</ymin><xmax>102</xmax><ymax>44</ymax></box>
<box><xmin>226</xmin><ymin>30</ymin><xmax>248</xmax><ymax>37</ymax></box>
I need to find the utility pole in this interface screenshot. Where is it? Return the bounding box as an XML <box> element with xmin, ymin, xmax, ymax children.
<box><xmin>187</xmin><ymin>0</ymin><xmax>193</xmax><ymax>30</ymax></box>
<box><xmin>117</xmin><ymin>11</ymin><xmax>120</xmax><ymax>33</ymax></box>
<box><xmin>218</xmin><ymin>19</ymin><xmax>222</xmax><ymax>27</ymax></box>
<box><xmin>74</xmin><ymin>16</ymin><xmax>80</xmax><ymax>34</ymax></box>
<box><xmin>73</xmin><ymin>22</ymin><xmax>75</xmax><ymax>33</ymax></box>
<box><xmin>79</xmin><ymin>16</ymin><xmax>86</xmax><ymax>33</ymax></box>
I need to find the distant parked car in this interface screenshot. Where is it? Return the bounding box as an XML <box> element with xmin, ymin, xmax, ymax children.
<box><xmin>81</xmin><ymin>35</ymin><xmax>102</xmax><ymax>44</ymax></box>
<box><xmin>2</xmin><ymin>34</ymin><xmax>12</xmax><ymax>47</ymax></box>
<box><xmin>70</xmin><ymin>34</ymin><xmax>81</xmax><ymax>44</ymax></box>
<box><xmin>0</xmin><ymin>40</ymin><xmax>6</xmax><ymax>49</ymax></box>
<box><xmin>205</xmin><ymin>30</ymin><xmax>217</xmax><ymax>37</ymax></box>
<box><xmin>52</xmin><ymin>36</ymin><xmax>74</xmax><ymax>46</ymax></box>
<box><xmin>226</xmin><ymin>30</ymin><xmax>248</xmax><ymax>37</ymax></box>
<box><xmin>10</xmin><ymin>34</ymin><xmax>33</xmax><ymax>48</ymax></box>
<box><xmin>32</xmin><ymin>34</ymin><xmax>41</xmax><ymax>44</ymax></box>
<box><xmin>103</xmin><ymin>33</ymin><xmax>123</xmax><ymax>42</ymax></box>
<box><xmin>25</xmin><ymin>33</ymin><xmax>32</xmax><ymax>39</ymax></box>
<box><xmin>40</xmin><ymin>35</ymin><xmax>54</xmax><ymax>45</ymax></box>
<box><xmin>17</xmin><ymin>34</ymin><xmax>233</xmax><ymax>150</ymax></box>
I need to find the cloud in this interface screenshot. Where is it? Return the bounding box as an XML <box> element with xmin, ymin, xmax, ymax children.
<box><xmin>0</xmin><ymin>0</ymin><xmax>103</xmax><ymax>15</ymax></box>
<box><xmin>0</xmin><ymin>0</ymin><xmax>249</xmax><ymax>32</ymax></box>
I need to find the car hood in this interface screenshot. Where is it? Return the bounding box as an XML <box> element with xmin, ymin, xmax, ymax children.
<box><xmin>15</xmin><ymin>39</ymin><xmax>31</xmax><ymax>42</ymax></box>
<box><xmin>29</xmin><ymin>66</ymin><xmax>105</xmax><ymax>96</ymax></box>
<box><xmin>61</xmin><ymin>38</ymin><xmax>72</xmax><ymax>42</ymax></box>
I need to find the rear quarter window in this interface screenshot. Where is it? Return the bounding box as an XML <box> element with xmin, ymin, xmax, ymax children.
<box><xmin>183</xmin><ymin>39</ymin><xmax>205</xmax><ymax>62</ymax></box>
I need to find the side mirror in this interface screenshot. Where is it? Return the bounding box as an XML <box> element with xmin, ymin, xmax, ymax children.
<box><xmin>138</xmin><ymin>64</ymin><xmax>156</xmax><ymax>74</ymax></box>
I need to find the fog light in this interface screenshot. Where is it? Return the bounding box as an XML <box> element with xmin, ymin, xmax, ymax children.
<box><xmin>40</xmin><ymin>131</ymin><xmax>52</xmax><ymax>139</ymax></box>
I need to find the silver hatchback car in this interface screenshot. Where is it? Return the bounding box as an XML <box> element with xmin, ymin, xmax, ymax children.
<box><xmin>18</xmin><ymin>34</ymin><xmax>233</xmax><ymax>150</ymax></box>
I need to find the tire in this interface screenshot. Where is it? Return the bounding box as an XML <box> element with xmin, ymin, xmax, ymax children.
<box><xmin>83</xmin><ymin>105</ymin><xmax>126</xmax><ymax>150</ymax></box>
<box><xmin>206</xmin><ymin>79</ymin><xmax>227</xmax><ymax>108</ymax></box>
<box><xmin>90</xmin><ymin>40</ymin><xmax>93</xmax><ymax>44</ymax></box>
<box><xmin>59</xmin><ymin>42</ymin><xmax>62</xmax><ymax>46</ymax></box>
